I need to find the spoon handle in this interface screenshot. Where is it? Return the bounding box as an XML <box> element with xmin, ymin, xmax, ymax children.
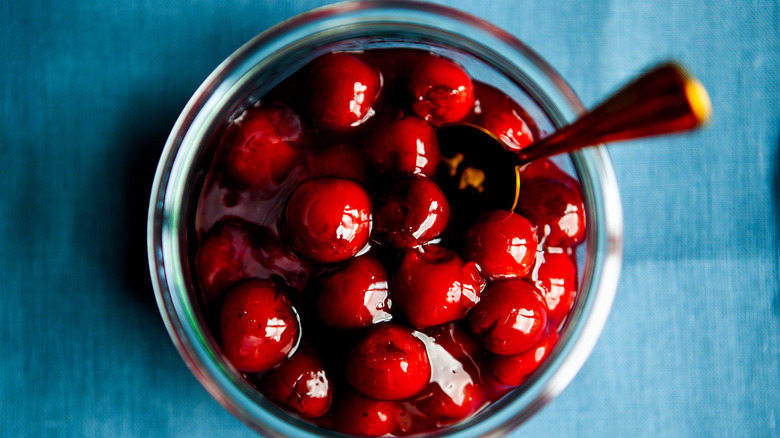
<box><xmin>516</xmin><ymin>62</ymin><xmax>712</xmax><ymax>164</ymax></box>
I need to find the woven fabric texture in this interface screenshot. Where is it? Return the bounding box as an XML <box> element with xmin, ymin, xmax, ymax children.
<box><xmin>0</xmin><ymin>1</ymin><xmax>777</xmax><ymax>436</ymax></box>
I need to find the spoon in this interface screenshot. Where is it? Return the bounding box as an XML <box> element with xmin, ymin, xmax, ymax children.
<box><xmin>436</xmin><ymin>62</ymin><xmax>712</xmax><ymax>210</ymax></box>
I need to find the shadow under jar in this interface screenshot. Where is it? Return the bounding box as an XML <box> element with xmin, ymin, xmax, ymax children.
<box><xmin>147</xmin><ymin>1</ymin><xmax>623</xmax><ymax>437</ymax></box>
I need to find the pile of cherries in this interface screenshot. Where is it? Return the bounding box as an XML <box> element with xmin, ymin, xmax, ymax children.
<box><xmin>191</xmin><ymin>49</ymin><xmax>586</xmax><ymax>436</ymax></box>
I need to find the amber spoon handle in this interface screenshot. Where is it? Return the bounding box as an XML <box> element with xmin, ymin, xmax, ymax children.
<box><xmin>516</xmin><ymin>62</ymin><xmax>712</xmax><ymax>164</ymax></box>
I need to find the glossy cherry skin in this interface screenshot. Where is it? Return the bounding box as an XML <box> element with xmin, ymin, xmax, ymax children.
<box><xmin>532</xmin><ymin>250</ymin><xmax>577</xmax><ymax>327</ymax></box>
<box><xmin>474</xmin><ymin>83</ymin><xmax>536</xmax><ymax>151</ymax></box>
<box><xmin>408</xmin><ymin>55</ymin><xmax>475</xmax><ymax>124</ymax></box>
<box><xmin>468</xmin><ymin>280</ymin><xmax>548</xmax><ymax>356</ymax></box>
<box><xmin>366</xmin><ymin>111</ymin><xmax>440</xmax><ymax>177</ymax></box>
<box><xmin>307</xmin><ymin>52</ymin><xmax>382</xmax><ymax>130</ymax></box>
<box><xmin>195</xmin><ymin>218</ymin><xmax>310</xmax><ymax>304</ymax></box>
<box><xmin>414</xmin><ymin>381</ymin><xmax>485</xmax><ymax>422</ymax></box>
<box><xmin>462</xmin><ymin>210</ymin><xmax>538</xmax><ymax>280</ymax></box>
<box><xmin>373</xmin><ymin>175</ymin><xmax>450</xmax><ymax>250</ymax></box>
<box><xmin>315</xmin><ymin>255</ymin><xmax>392</xmax><ymax>329</ymax></box>
<box><xmin>345</xmin><ymin>323</ymin><xmax>431</xmax><ymax>400</ymax></box>
<box><xmin>490</xmin><ymin>329</ymin><xmax>559</xmax><ymax>387</ymax></box>
<box><xmin>394</xmin><ymin>245</ymin><xmax>486</xmax><ymax>329</ymax></box>
<box><xmin>259</xmin><ymin>345</ymin><xmax>332</xmax><ymax>418</ymax></box>
<box><xmin>196</xmin><ymin>219</ymin><xmax>253</xmax><ymax>304</ymax></box>
<box><xmin>331</xmin><ymin>391</ymin><xmax>403</xmax><ymax>437</ymax></box>
<box><xmin>219</xmin><ymin>280</ymin><xmax>301</xmax><ymax>373</ymax></box>
<box><xmin>482</xmin><ymin>110</ymin><xmax>534</xmax><ymax>151</ymax></box>
<box><xmin>284</xmin><ymin>177</ymin><xmax>372</xmax><ymax>264</ymax></box>
<box><xmin>221</xmin><ymin>103</ymin><xmax>303</xmax><ymax>192</ymax></box>
<box><xmin>516</xmin><ymin>178</ymin><xmax>586</xmax><ymax>248</ymax></box>
<box><xmin>412</xmin><ymin>324</ymin><xmax>486</xmax><ymax>421</ymax></box>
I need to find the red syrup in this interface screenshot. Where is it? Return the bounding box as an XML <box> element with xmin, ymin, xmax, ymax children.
<box><xmin>188</xmin><ymin>48</ymin><xmax>586</xmax><ymax>436</ymax></box>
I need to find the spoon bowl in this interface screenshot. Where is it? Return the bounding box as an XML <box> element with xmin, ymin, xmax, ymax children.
<box><xmin>436</xmin><ymin>61</ymin><xmax>712</xmax><ymax>209</ymax></box>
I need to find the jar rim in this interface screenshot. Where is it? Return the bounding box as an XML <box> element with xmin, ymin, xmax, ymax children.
<box><xmin>147</xmin><ymin>1</ymin><xmax>623</xmax><ymax>437</ymax></box>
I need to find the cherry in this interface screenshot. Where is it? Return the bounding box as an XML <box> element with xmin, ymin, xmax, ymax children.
<box><xmin>490</xmin><ymin>329</ymin><xmax>559</xmax><ymax>387</ymax></box>
<box><xmin>516</xmin><ymin>178</ymin><xmax>586</xmax><ymax>248</ymax></box>
<box><xmin>307</xmin><ymin>52</ymin><xmax>382</xmax><ymax>130</ymax></box>
<box><xmin>259</xmin><ymin>345</ymin><xmax>332</xmax><ymax>418</ymax></box>
<box><xmin>345</xmin><ymin>323</ymin><xmax>431</xmax><ymax>400</ymax></box>
<box><xmin>195</xmin><ymin>218</ymin><xmax>310</xmax><ymax>304</ymax></box>
<box><xmin>284</xmin><ymin>177</ymin><xmax>372</xmax><ymax>263</ymax></box>
<box><xmin>531</xmin><ymin>250</ymin><xmax>577</xmax><ymax>327</ymax></box>
<box><xmin>331</xmin><ymin>391</ymin><xmax>403</xmax><ymax>437</ymax></box>
<box><xmin>196</xmin><ymin>219</ymin><xmax>254</xmax><ymax>304</ymax></box>
<box><xmin>221</xmin><ymin>102</ymin><xmax>303</xmax><ymax>192</ymax></box>
<box><xmin>462</xmin><ymin>210</ymin><xmax>538</xmax><ymax>280</ymax></box>
<box><xmin>408</xmin><ymin>54</ymin><xmax>475</xmax><ymax>124</ymax></box>
<box><xmin>219</xmin><ymin>280</ymin><xmax>301</xmax><ymax>373</ymax></box>
<box><xmin>474</xmin><ymin>83</ymin><xmax>537</xmax><ymax>151</ymax></box>
<box><xmin>315</xmin><ymin>255</ymin><xmax>392</xmax><ymax>329</ymax></box>
<box><xmin>468</xmin><ymin>280</ymin><xmax>548</xmax><ymax>356</ymax></box>
<box><xmin>394</xmin><ymin>245</ymin><xmax>485</xmax><ymax>329</ymax></box>
<box><xmin>412</xmin><ymin>324</ymin><xmax>486</xmax><ymax>421</ymax></box>
<box><xmin>482</xmin><ymin>110</ymin><xmax>534</xmax><ymax>151</ymax></box>
<box><xmin>373</xmin><ymin>175</ymin><xmax>450</xmax><ymax>250</ymax></box>
<box><xmin>366</xmin><ymin>111</ymin><xmax>440</xmax><ymax>177</ymax></box>
<box><xmin>414</xmin><ymin>381</ymin><xmax>485</xmax><ymax>422</ymax></box>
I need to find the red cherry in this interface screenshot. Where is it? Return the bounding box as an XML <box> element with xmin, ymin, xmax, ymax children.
<box><xmin>394</xmin><ymin>245</ymin><xmax>486</xmax><ymax>329</ymax></box>
<box><xmin>315</xmin><ymin>255</ymin><xmax>392</xmax><ymax>329</ymax></box>
<box><xmin>219</xmin><ymin>280</ymin><xmax>301</xmax><ymax>373</ymax></box>
<box><xmin>468</xmin><ymin>280</ymin><xmax>548</xmax><ymax>356</ymax></box>
<box><xmin>482</xmin><ymin>110</ymin><xmax>534</xmax><ymax>151</ymax></box>
<box><xmin>490</xmin><ymin>329</ymin><xmax>559</xmax><ymax>386</ymax></box>
<box><xmin>306</xmin><ymin>143</ymin><xmax>368</xmax><ymax>182</ymax></box>
<box><xmin>345</xmin><ymin>324</ymin><xmax>431</xmax><ymax>400</ymax></box>
<box><xmin>222</xmin><ymin>103</ymin><xmax>303</xmax><ymax>192</ymax></box>
<box><xmin>331</xmin><ymin>391</ymin><xmax>402</xmax><ymax>437</ymax></box>
<box><xmin>307</xmin><ymin>52</ymin><xmax>381</xmax><ymax>130</ymax></box>
<box><xmin>195</xmin><ymin>218</ymin><xmax>310</xmax><ymax>304</ymax></box>
<box><xmin>196</xmin><ymin>219</ymin><xmax>251</xmax><ymax>304</ymax></box>
<box><xmin>516</xmin><ymin>178</ymin><xmax>586</xmax><ymax>248</ymax></box>
<box><xmin>532</xmin><ymin>250</ymin><xmax>577</xmax><ymax>327</ymax></box>
<box><xmin>414</xmin><ymin>381</ymin><xmax>485</xmax><ymax>422</ymax></box>
<box><xmin>474</xmin><ymin>83</ymin><xmax>537</xmax><ymax>151</ymax></box>
<box><xmin>409</xmin><ymin>55</ymin><xmax>475</xmax><ymax>124</ymax></box>
<box><xmin>366</xmin><ymin>111</ymin><xmax>440</xmax><ymax>177</ymax></box>
<box><xmin>412</xmin><ymin>325</ymin><xmax>486</xmax><ymax>421</ymax></box>
<box><xmin>462</xmin><ymin>210</ymin><xmax>538</xmax><ymax>280</ymax></box>
<box><xmin>373</xmin><ymin>175</ymin><xmax>450</xmax><ymax>250</ymax></box>
<box><xmin>259</xmin><ymin>345</ymin><xmax>332</xmax><ymax>418</ymax></box>
<box><xmin>284</xmin><ymin>177</ymin><xmax>372</xmax><ymax>264</ymax></box>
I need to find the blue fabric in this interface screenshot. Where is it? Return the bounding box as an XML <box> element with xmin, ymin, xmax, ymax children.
<box><xmin>1</xmin><ymin>0</ymin><xmax>777</xmax><ymax>436</ymax></box>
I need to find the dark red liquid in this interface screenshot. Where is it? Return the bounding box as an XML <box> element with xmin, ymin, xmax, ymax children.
<box><xmin>188</xmin><ymin>48</ymin><xmax>585</xmax><ymax>436</ymax></box>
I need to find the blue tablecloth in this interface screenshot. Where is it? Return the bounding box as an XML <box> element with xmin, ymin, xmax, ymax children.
<box><xmin>1</xmin><ymin>1</ymin><xmax>777</xmax><ymax>436</ymax></box>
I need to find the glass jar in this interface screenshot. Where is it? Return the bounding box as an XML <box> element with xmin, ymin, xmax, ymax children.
<box><xmin>147</xmin><ymin>1</ymin><xmax>623</xmax><ymax>436</ymax></box>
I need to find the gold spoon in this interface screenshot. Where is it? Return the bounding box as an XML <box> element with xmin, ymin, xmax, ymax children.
<box><xmin>437</xmin><ymin>62</ymin><xmax>712</xmax><ymax>210</ymax></box>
